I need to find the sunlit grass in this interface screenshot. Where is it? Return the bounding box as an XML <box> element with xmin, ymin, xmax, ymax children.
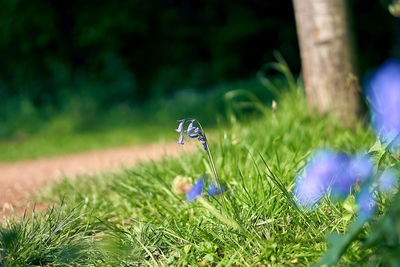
<box><xmin>7</xmin><ymin>89</ymin><xmax>375</xmax><ymax>265</ymax></box>
<box><xmin>0</xmin><ymin>126</ymin><xmax>175</xmax><ymax>162</ymax></box>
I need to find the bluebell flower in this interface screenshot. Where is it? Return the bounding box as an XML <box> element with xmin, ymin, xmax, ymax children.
<box><xmin>175</xmin><ymin>120</ymin><xmax>208</xmax><ymax>151</ymax></box>
<box><xmin>188</xmin><ymin>133</ymin><xmax>199</xmax><ymax>139</ymax></box>
<box><xmin>178</xmin><ymin>133</ymin><xmax>184</xmax><ymax>145</ymax></box>
<box><xmin>202</xmin><ymin>142</ymin><xmax>207</xmax><ymax>151</ymax></box>
<box><xmin>186</xmin><ymin>120</ymin><xmax>196</xmax><ymax>134</ymax></box>
<box><xmin>357</xmin><ymin>187</ymin><xmax>375</xmax><ymax>221</ymax></box>
<box><xmin>331</xmin><ymin>155</ymin><xmax>373</xmax><ymax>197</ymax></box>
<box><xmin>195</xmin><ymin>128</ymin><xmax>202</xmax><ymax>135</ymax></box>
<box><xmin>347</xmin><ymin>155</ymin><xmax>374</xmax><ymax>182</ymax></box>
<box><xmin>366</xmin><ymin>59</ymin><xmax>400</xmax><ymax>147</ymax></box>
<box><xmin>378</xmin><ymin>169</ymin><xmax>398</xmax><ymax>192</ymax></box>
<box><xmin>294</xmin><ymin>150</ymin><xmax>347</xmax><ymax>207</ymax></box>
<box><xmin>207</xmin><ymin>182</ymin><xmax>224</xmax><ymax>196</ymax></box>
<box><xmin>176</xmin><ymin>120</ymin><xmax>185</xmax><ymax>133</ymax></box>
<box><xmin>186</xmin><ymin>178</ymin><xmax>204</xmax><ymax>202</ymax></box>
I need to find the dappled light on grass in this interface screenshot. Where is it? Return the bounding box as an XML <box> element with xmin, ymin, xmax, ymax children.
<box><xmin>26</xmin><ymin>87</ymin><xmax>377</xmax><ymax>265</ymax></box>
<box><xmin>6</xmin><ymin>64</ymin><xmax>400</xmax><ymax>264</ymax></box>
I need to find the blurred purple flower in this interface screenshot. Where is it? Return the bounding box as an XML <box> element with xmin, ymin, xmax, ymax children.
<box><xmin>378</xmin><ymin>169</ymin><xmax>398</xmax><ymax>192</ymax></box>
<box><xmin>348</xmin><ymin>155</ymin><xmax>374</xmax><ymax>182</ymax></box>
<box><xmin>294</xmin><ymin>150</ymin><xmax>347</xmax><ymax>207</ymax></box>
<box><xmin>186</xmin><ymin>178</ymin><xmax>204</xmax><ymax>202</ymax></box>
<box><xmin>331</xmin><ymin>155</ymin><xmax>373</xmax><ymax>197</ymax></box>
<box><xmin>207</xmin><ymin>182</ymin><xmax>224</xmax><ymax>196</ymax></box>
<box><xmin>357</xmin><ymin>187</ymin><xmax>375</xmax><ymax>220</ymax></box>
<box><xmin>295</xmin><ymin>151</ymin><xmax>375</xmax><ymax>208</ymax></box>
<box><xmin>366</xmin><ymin>59</ymin><xmax>400</xmax><ymax>146</ymax></box>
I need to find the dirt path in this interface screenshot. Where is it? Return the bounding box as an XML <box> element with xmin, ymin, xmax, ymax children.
<box><xmin>0</xmin><ymin>142</ymin><xmax>191</xmax><ymax>218</ymax></box>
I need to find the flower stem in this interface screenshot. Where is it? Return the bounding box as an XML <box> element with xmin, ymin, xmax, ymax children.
<box><xmin>194</xmin><ymin>120</ymin><xmax>228</xmax><ymax>213</ymax></box>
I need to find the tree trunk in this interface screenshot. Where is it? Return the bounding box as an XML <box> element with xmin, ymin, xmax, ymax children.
<box><xmin>293</xmin><ymin>0</ymin><xmax>361</xmax><ymax>126</ymax></box>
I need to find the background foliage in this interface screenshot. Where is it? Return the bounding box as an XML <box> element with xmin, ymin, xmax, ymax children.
<box><xmin>0</xmin><ymin>0</ymin><xmax>398</xmax><ymax>139</ymax></box>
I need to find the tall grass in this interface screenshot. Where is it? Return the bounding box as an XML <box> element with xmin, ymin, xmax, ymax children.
<box><xmin>10</xmin><ymin>86</ymin><xmax>373</xmax><ymax>265</ymax></box>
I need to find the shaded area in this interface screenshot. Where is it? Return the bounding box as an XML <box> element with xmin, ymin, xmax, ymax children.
<box><xmin>0</xmin><ymin>0</ymin><xmax>398</xmax><ymax>140</ymax></box>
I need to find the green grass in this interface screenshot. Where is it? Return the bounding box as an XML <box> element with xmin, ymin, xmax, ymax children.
<box><xmin>1</xmin><ymin>86</ymin><xmax>379</xmax><ymax>265</ymax></box>
<box><xmin>0</xmin><ymin>125</ymin><xmax>175</xmax><ymax>162</ymax></box>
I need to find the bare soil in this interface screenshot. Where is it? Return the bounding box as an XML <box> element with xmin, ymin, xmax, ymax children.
<box><xmin>0</xmin><ymin>142</ymin><xmax>191</xmax><ymax>218</ymax></box>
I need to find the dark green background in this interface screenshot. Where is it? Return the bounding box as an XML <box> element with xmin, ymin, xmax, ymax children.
<box><xmin>0</xmin><ymin>0</ymin><xmax>398</xmax><ymax>138</ymax></box>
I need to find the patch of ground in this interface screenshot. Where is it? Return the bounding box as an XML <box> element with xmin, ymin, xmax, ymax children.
<box><xmin>0</xmin><ymin>142</ymin><xmax>191</xmax><ymax>218</ymax></box>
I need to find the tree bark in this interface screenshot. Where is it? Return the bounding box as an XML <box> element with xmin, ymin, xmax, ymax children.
<box><xmin>293</xmin><ymin>0</ymin><xmax>361</xmax><ymax>126</ymax></box>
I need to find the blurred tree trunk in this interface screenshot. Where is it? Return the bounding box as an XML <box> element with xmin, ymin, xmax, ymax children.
<box><xmin>293</xmin><ymin>0</ymin><xmax>361</xmax><ymax>126</ymax></box>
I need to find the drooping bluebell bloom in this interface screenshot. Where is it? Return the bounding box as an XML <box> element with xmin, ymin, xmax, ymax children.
<box><xmin>186</xmin><ymin>178</ymin><xmax>204</xmax><ymax>202</ymax></box>
<box><xmin>178</xmin><ymin>133</ymin><xmax>184</xmax><ymax>145</ymax></box>
<box><xmin>176</xmin><ymin>120</ymin><xmax>185</xmax><ymax>145</ymax></box>
<box><xmin>176</xmin><ymin>120</ymin><xmax>185</xmax><ymax>133</ymax></box>
<box><xmin>176</xmin><ymin>119</ymin><xmax>208</xmax><ymax>151</ymax></box>
<box><xmin>294</xmin><ymin>150</ymin><xmax>347</xmax><ymax>208</ymax></box>
<box><xmin>366</xmin><ymin>59</ymin><xmax>400</xmax><ymax>147</ymax></box>
<box><xmin>378</xmin><ymin>169</ymin><xmax>398</xmax><ymax>192</ymax></box>
<box><xmin>186</xmin><ymin>120</ymin><xmax>196</xmax><ymax>134</ymax></box>
<box><xmin>357</xmin><ymin>187</ymin><xmax>375</xmax><ymax>221</ymax></box>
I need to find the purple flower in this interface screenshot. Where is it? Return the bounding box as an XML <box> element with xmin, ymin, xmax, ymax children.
<box><xmin>178</xmin><ymin>133</ymin><xmax>184</xmax><ymax>145</ymax></box>
<box><xmin>357</xmin><ymin>187</ymin><xmax>375</xmax><ymax>220</ymax></box>
<box><xmin>188</xmin><ymin>133</ymin><xmax>199</xmax><ymax>139</ymax></box>
<box><xmin>378</xmin><ymin>169</ymin><xmax>398</xmax><ymax>192</ymax></box>
<box><xmin>186</xmin><ymin>178</ymin><xmax>204</xmax><ymax>202</ymax></box>
<box><xmin>175</xmin><ymin>119</ymin><xmax>208</xmax><ymax>151</ymax></box>
<box><xmin>176</xmin><ymin>120</ymin><xmax>185</xmax><ymax>133</ymax></box>
<box><xmin>207</xmin><ymin>182</ymin><xmax>223</xmax><ymax>196</ymax></box>
<box><xmin>347</xmin><ymin>155</ymin><xmax>374</xmax><ymax>182</ymax></box>
<box><xmin>294</xmin><ymin>150</ymin><xmax>347</xmax><ymax>207</ymax></box>
<box><xmin>331</xmin><ymin>155</ymin><xmax>373</xmax><ymax>197</ymax></box>
<box><xmin>195</xmin><ymin>128</ymin><xmax>202</xmax><ymax>135</ymax></box>
<box><xmin>186</xmin><ymin>120</ymin><xmax>196</xmax><ymax>134</ymax></box>
<box><xmin>366</xmin><ymin>59</ymin><xmax>400</xmax><ymax>146</ymax></box>
<box><xmin>202</xmin><ymin>142</ymin><xmax>207</xmax><ymax>151</ymax></box>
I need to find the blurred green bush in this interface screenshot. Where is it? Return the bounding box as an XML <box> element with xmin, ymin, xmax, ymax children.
<box><xmin>0</xmin><ymin>0</ymin><xmax>397</xmax><ymax>139</ymax></box>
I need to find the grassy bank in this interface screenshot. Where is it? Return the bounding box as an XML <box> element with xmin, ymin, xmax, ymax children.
<box><xmin>0</xmin><ymin>85</ymin><xmax>378</xmax><ymax>265</ymax></box>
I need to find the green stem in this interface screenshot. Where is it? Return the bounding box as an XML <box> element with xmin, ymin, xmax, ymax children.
<box><xmin>191</xmin><ymin>119</ymin><xmax>228</xmax><ymax>213</ymax></box>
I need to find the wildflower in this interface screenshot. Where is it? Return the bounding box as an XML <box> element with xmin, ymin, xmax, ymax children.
<box><xmin>175</xmin><ymin>119</ymin><xmax>208</xmax><ymax>151</ymax></box>
<box><xmin>186</xmin><ymin>120</ymin><xmax>196</xmax><ymax>134</ymax></box>
<box><xmin>347</xmin><ymin>155</ymin><xmax>374</xmax><ymax>182</ymax></box>
<box><xmin>378</xmin><ymin>169</ymin><xmax>398</xmax><ymax>192</ymax></box>
<box><xmin>176</xmin><ymin>120</ymin><xmax>185</xmax><ymax>145</ymax></box>
<box><xmin>178</xmin><ymin>133</ymin><xmax>184</xmax><ymax>145</ymax></box>
<box><xmin>185</xmin><ymin>177</ymin><xmax>226</xmax><ymax>202</ymax></box>
<box><xmin>186</xmin><ymin>178</ymin><xmax>204</xmax><ymax>202</ymax></box>
<box><xmin>357</xmin><ymin>187</ymin><xmax>375</xmax><ymax>220</ymax></box>
<box><xmin>331</xmin><ymin>155</ymin><xmax>373</xmax><ymax>198</ymax></box>
<box><xmin>294</xmin><ymin>150</ymin><xmax>347</xmax><ymax>207</ymax></box>
<box><xmin>176</xmin><ymin>120</ymin><xmax>185</xmax><ymax>133</ymax></box>
<box><xmin>294</xmin><ymin>151</ymin><xmax>373</xmax><ymax>207</ymax></box>
<box><xmin>366</xmin><ymin>59</ymin><xmax>400</xmax><ymax>147</ymax></box>
<box><xmin>207</xmin><ymin>182</ymin><xmax>224</xmax><ymax>196</ymax></box>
